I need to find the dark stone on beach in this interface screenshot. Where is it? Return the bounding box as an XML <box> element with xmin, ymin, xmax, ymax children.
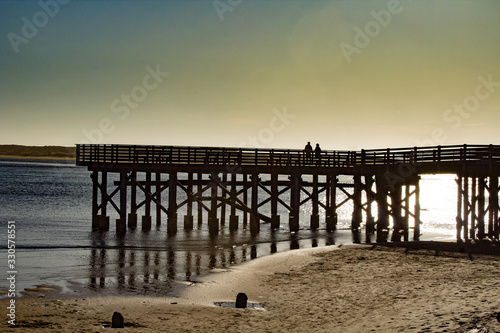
<box><xmin>112</xmin><ymin>311</ymin><xmax>124</xmax><ymax>328</ymax></box>
<box><xmin>235</xmin><ymin>293</ymin><xmax>248</xmax><ymax>308</ymax></box>
<box><xmin>496</xmin><ymin>312</ymin><xmax>500</xmax><ymax>323</ymax></box>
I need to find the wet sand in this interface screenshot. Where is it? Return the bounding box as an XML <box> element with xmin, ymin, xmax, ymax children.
<box><xmin>2</xmin><ymin>242</ymin><xmax>500</xmax><ymax>332</ymax></box>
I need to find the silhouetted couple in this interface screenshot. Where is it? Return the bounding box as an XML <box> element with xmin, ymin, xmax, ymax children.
<box><xmin>304</xmin><ymin>142</ymin><xmax>322</xmax><ymax>165</ymax></box>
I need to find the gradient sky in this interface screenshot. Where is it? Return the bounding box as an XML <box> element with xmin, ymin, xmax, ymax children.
<box><xmin>1</xmin><ymin>0</ymin><xmax>499</xmax><ymax>150</ymax></box>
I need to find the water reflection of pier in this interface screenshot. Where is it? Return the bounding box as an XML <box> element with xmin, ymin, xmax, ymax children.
<box><xmin>87</xmin><ymin>234</ymin><xmax>335</xmax><ymax>295</ymax></box>
<box><xmin>77</xmin><ymin>144</ymin><xmax>500</xmax><ymax>243</ymax></box>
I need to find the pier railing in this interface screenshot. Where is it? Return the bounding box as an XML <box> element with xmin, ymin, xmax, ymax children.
<box><xmin>76</xmin><ymin>144</ymin><xmax>500</xmax><ymax>168</ymax></box>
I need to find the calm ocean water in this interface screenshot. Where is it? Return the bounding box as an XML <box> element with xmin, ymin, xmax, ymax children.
<box><xmin>0</xmin><ymin>160</ymin><xmax>457</xmax><ymax>297</ymax></box>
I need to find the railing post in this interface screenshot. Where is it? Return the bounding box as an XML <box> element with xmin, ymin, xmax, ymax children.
<box><xmin>361</xmin><ymin>149</ymin><xmax>366</xmax><ymax>166</ymax></box>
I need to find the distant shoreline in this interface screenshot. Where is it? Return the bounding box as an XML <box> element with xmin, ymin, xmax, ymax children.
<box><xmin>0</xmin><ymin>145</ymin><xmax>75</xmax><ymax>163</ymax></box>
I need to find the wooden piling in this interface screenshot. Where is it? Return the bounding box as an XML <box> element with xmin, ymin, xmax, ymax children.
<box><xmin>184</xmin><ymin>173</ymin><xmax>194</xmax><ymax>230</ymax></box>
<box><xmin>390</xmin><ymin>185</ymin><xmax>403</xmax><ymax>242</ymax></box>
<box><xmin>99</xmin><ymin>171</ymin><xmax>109</xmax><ymax>230</ymax></box>
<box><xmin>128</xmin><ymin>171</ymin><xmax>137</xmax><ymax>228</ymax></box>
<box><xmin>463</xmin><ymin>176</ymin><xmax>469</xmax><ymax>241</ymax></box>
<box><xmin>365</xmin><ymin>176</ymin><xmax>375</xmax><ymax>242</ymax></box>
<box><xmin>243</xmin><ymin>174</ymin><xmax>248</xmax><ymax>228</ymax></box>
<box><xmin>456</xmin><ymin>175</ymin><xmax>463</xmax><ymax>241</ymax></box>
<box><xmin>142</xmin><ymin>172</ymin><xmax>152</xmax><ymax>230</ymax></box>
<box><xmin>376</xmin><ymin>176</ymin><xmax>389</xmax><ymax>242</ymax></box>
<box><xmin>209</xmin><ymin>173</ymin><xmax>219</xmax><ymax>235</ymax></box>
<box><xmin>168</xmin><ymin>172</ymin><xmax>178</xmax><ymax>235</ymax></box>
<box><xmin>250</xmin><ymin>173</ymin><xmax>260</xmax><ymax>234</ymax></box>
<box><xmin>470</xmin><ymin>177</ymin><xmax>477</xmax><ymax>239</ymax></box>
<box><xmin>311</xmin><ymin>174</ymin><xmax>320</xmax><ymax>230</ymax></box>
<box><xmin>490</xmin><ymin>176</ymin><xmax>499</xmax><ymax>239</ymax></box>
<box><xmin>229</xmin><ymin>173</ymin><xmax>239</xmax><ymax>231</ymax></box>
<box><xmin>352</xmin><ymin>175</ymin><xmax>362</xmax><ymax>233</ymax></box>
<box><xmin>271</xmin><ymin>173</ymin><xmax>280</xmax><ymax>229</ymax></box>
<box><xmin>221</xmin><ymin>173</ymin><xmax>227</xmax><ymax>226</ymax></box>
<box><xmin>156</xmin><ymin>172</ymin><xmax>161</xmax><ymax>226</ymax></box>
<box><xmin>477</xmin><ymin>177</ymin><xmax>486</xmax><ymax>239</ymax></box>
<box><xmin>197</xmin><ymin>173</ymin><xmax>203</xmax><ymax>226</ymax></box>
<box><xmin>116</xmin><ymin>171</ymin><xmax>127</xmax><ymax>234</ymax></box>
<box><xmin>414</xmin><ymin>176</ymin><xmax>421</xmax><ymax>241</ymax></box>
<box><xmin>91</xmin><ymin>171</ymin><xmax>99</xmax><ymax>229</ymax></box>
<box><xmin>289</xmin><ymin>174</ymin><xmax>300</xmax><ymax>232</ymax></box>
<box><xmin>326</xmin><ymin>175</ymin><xmax>337</xmax><ymax>232</ymax></box>
<box><xmin>403</xmin><ymin>183</ymin><xmax>410</xmax><ymax>242</ymax></box>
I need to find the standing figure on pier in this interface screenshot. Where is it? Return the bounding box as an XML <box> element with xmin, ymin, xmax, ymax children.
<box><xmin>314</xmin><ymin>143</ymin><xmax>322</xmax><ymax>166</ymax></box>
<box><xmin>304</xmin><ymin>142</ymin><xmax>313</xmax><ymax>164</ymax></box>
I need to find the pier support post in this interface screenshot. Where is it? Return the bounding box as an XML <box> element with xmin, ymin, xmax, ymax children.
<box><xmin>184</xmin><ymin>173</ymin><xmax>194</xmax><ymax>230</ymax></box>
<box><xmin>489</xmin><ymin>176</ymin><xmax>499</xmax><ymax>239</ymax></box>
<box><xmin>197</xmin><ymin>173</ymin><xmax>203</xmax><ymax>227</ymax></box>
<box><xmin>376</xmin><ymin>175</ymin><xmax>389</xmax><ymax>242</ymax></box>
<box><xmin>99</xmin><ymin>171</ymin><xmax>110</xmax><ymax>230</ymax></box>
<box><xmin>91</xmin><ymin>171</ymin><xmax>99</xmax><ymax>229</ymax></box>
<box><xmin>414</xmin><ymin>178</ymin><xmax>421</xmax><ymax>241</ymax></box>
<box><xmin>310</xmin><ymin>174</ymin><xmax>319</xmax><ymax>230</ymax></box>
<box><xmin>208</xmin><ymin>173</ymin><xmax>219</xmax><ymax>235</ymax></box>
<box><xmin>271</xmin><ymin>173</ymin><xmax>280</xmax><ymax>229</ymax></box>
<box><xmin>403</xmin><ymin>182</ymin><xmax>410</xmax><ymax>242</ymax></box>
<box><xmin>477</xmin><ymin>178</ymin><xmax>486</xmax><ymax>239</ymax></box>
<box><xmin>220</xmin><ymin>172</ymin><xmax>227</xmax><ymax>227</ymax></box>
<box><xmin>156</xmin><ymin>172</ymin><xmax>162</xmax><ymax>226</ymax></box>
<box><xmin>116</xmin><ymin>171</ymin><xmax>127</xmax><ymax>234</ymax></box>
<box><xmin>168</xmin><ymin>172</ymin><xmax>178</xmax><ymax>235</ymax></box>
<box><xmin>250</xmin><ymin>173</ymin><xmax>260</xmax><ymax>234</ymax></box>
<box><xmin>289</xmin><ymin>174</ymin><xmax>300</xmax><ymax>232</ymax></box>
<box><xmin>243</xmin><ymin>174</ymin><xmax>248</xmax><ymax>228</ymax></box>
<box><xmin>470</xmin><ymin>177</ymin><xmax>477</xmax><ymax>239</ymax></box>
<box><xmin>365</xmin><ymin>176</ymin><xmax>375</xmax><ymax>243</ymax></box>
<box><xmin>128</xmin><ymin>171</ymin><xmax>137</xmax><ymax>228</ymax></box>
<box><xmin>456</xmin><ymin>175</ymin><xmax>463</xmax><ymax>241</ymax></box>
<box><xmin>229</xmin><ymin>173</ymin><xmax>239</xmax><ymax>231</ymax></box>
<box><xmin>390</xmin><ymin>185</ymin><xmax>403</xmax><ymax>242</ymax></box>
<box><xmin>351</xmin><ymin>175</ymin><xmax>362</xmax><ymax>234</ymax></box>
<box><xmin>463</xmin><ymin>176</ymin><xmax>469</xmax><ymax>241</ymax></box>
<box><xmin>142</xmin><ymin>172</ymin><xmax>152</xmax><ymax>230</ymax></box>
<box><xmin>326</xmin><ymin>175</ymin><xmax>337</xmax><ymax>232</ymax></box>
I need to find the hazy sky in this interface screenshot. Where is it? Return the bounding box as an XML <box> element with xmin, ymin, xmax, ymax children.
<box><xmin>1</xmin><ymin>0</ymin><xmax>499</xmax><ymax>150</ymax></box>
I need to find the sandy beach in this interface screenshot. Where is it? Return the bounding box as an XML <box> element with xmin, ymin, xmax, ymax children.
<box><xmin>2</xmin><ymin>242</ymin><xmax>500</xmax><ymax>332</ymax></box>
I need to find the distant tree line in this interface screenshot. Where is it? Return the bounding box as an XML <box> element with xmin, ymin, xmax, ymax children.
<box><xmin>0</xmin><ymin>145</ymin><xmax>76</xmax><ymax>159</ymax></box>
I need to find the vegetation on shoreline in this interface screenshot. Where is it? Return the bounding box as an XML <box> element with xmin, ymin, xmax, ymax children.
<box><xmin>0</xmin><ymin>145</ymin><xmax>76</xmax><ymax>159</ymax></box>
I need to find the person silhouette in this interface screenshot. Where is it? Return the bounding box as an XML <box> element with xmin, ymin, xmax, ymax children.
<box><xmin>314</xmin><ymin>143</ymin><xmax>322</xmax><ymax>165</ymax></box>
<box><xmin>304</xmin><ymin>142</ymin><xmax>313</xmax><ymax>164</ymax></box>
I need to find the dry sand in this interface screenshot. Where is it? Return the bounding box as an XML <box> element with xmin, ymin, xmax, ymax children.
<box><xmin>2</xmin><ymin>242</ymin><xmax>500</xmax><ymax>332</ymax></box>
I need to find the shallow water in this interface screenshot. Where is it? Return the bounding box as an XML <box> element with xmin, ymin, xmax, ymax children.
<box><xmin>0</xmin><ymin>160</ymin><xmax>457</xmax><ymax>297</ymax></box>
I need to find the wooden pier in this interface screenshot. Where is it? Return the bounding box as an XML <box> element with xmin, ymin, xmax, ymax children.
<box><xmin>76</xmin><ymin>144</ymin><xmax>500</xmax><ymax>242</ymax></box>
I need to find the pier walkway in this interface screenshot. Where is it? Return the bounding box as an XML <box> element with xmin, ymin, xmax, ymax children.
<box><xmin>76</xmin><ymin>144</ymin><xmax>500</xmax><ymax>243</ymax></box>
